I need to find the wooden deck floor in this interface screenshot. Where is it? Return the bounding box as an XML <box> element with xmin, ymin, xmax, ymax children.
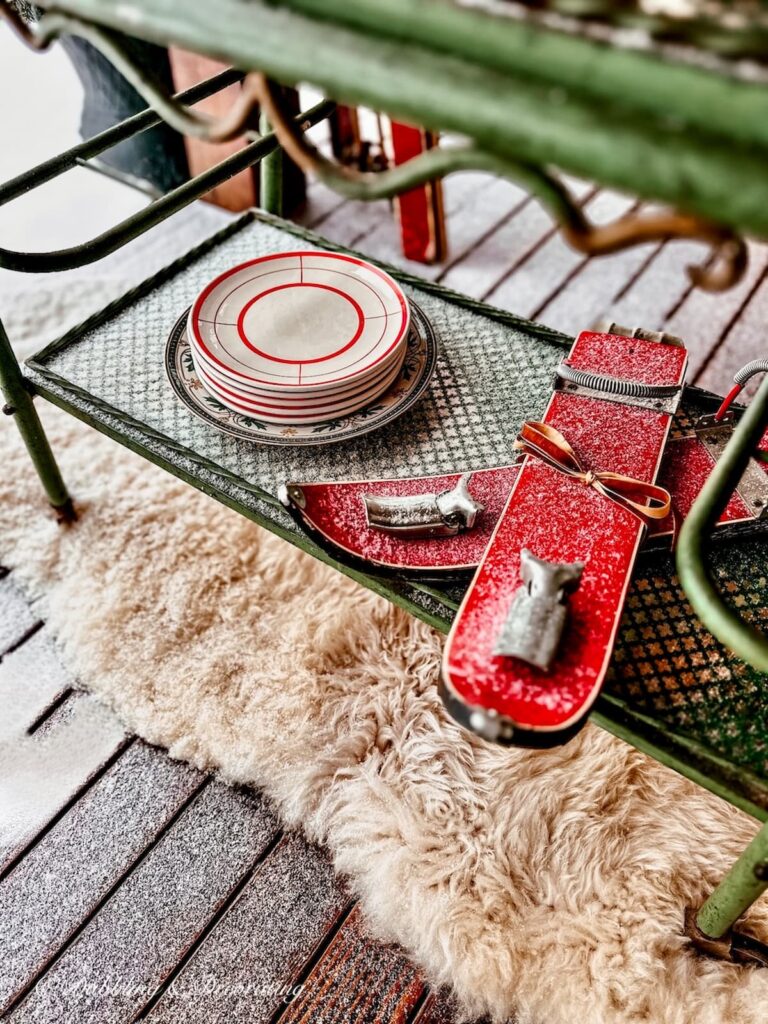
<box><xmin>2</xmin><ymin>175</ymin><xmax>767</xmax><ymax>1023</ymax></box>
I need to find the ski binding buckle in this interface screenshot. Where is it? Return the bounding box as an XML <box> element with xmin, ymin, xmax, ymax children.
<box><xmin>494</xmin><ymin>549</ymin><xmax>584</xmax><ymax>671</ymax></box>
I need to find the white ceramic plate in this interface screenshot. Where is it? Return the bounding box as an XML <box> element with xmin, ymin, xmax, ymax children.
<box><xmin>193</xmin><ymin>351</ymin><xmax>405</xmax><ymax>424</ymax></box>
<box><xmin>166</xmin><ymin>303</ymin><xmax>438</xmax><ymax>446</ymax></box>
<box><xmin>191</xmin><ymin>330</ymin><xmax>405</xmax><ymax>405</ymax></box>
<box><xmin>188</xmin><ymin>250</ymin><xmax>410</xmax><ymax>391</ymax></box>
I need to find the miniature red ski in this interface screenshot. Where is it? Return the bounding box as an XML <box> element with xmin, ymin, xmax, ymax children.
<box><xmin>441</xmin><ymin>329</ymin><xmax>688</xmax><ymax>746</ymax></box>
<box><xmin>279</xmin><ymin>466</ymin><xmax>518</xmax><ymax>575</ymax></box>
<box><xmin>280</xmin><ymin>419</ymin><xmax>768</xmax><ymax>575</ymax></box>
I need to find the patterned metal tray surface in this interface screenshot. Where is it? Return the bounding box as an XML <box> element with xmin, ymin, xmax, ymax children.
<box><xmin>28</xmin><ymin>215</ymin><xmax>562</xmax><ymax>493</ymax></box>
<box><xmin>25</xmin><ymin>211</ymin><xmax>768</xmax><ymax>803</ymax></box>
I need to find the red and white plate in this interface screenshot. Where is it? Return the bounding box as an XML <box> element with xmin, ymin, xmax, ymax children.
<box><xmin>191</xmin><ymin>346</ymin><xmax>406</xmax><ymax>424</ymax></box>
<box><xmin>188</xmin><ymin>251</ymin><xmax>410</xmax><ymax>393</ymax></box>
<box><xmin>192</xmin><ymin>344</ymin><xmax>404</xmax><ymax>405</ymax></box>
<box><xmin>164</xmin><ymin>301</ymin><xmax>439</xmax><ymax>446</ymax></box>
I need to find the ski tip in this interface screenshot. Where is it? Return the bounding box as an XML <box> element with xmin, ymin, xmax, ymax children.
<box><xmin>438</xmin><ymin>675</ymin><xmax>591</xmax><ymax>749</ymax></box>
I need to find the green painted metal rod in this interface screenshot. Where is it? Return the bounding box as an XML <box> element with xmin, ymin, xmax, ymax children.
<box><xmin>37</xmin><ymin>0</ymin><xmax>768</xmax><ymax>239</ymax></box>
<box><xmin>697</xmin><ymin>820</ymin><xmax>768</xmax><ymax>938</ymax></box>
<box><xmin>677</xmin><ymin>375</ymin><xmax>768</xmax><ymax>674</ymax></box>
<box><xmin>0</xmin><ymin>99</ymin><xmax>334</xmax><ymax>273</ymax></box>
<box><xmin>272</xmin><ymin>0</ymin><xmax>768</xmax><ymax>153</ymax></box>
<box><xmin>258</xmin><ymin>112</ymin><xmax>284</xmax><ymax>216</ymax></box>
<box><xmin>0</xmin><ymin>68</ymin><xmax>243</xmax><ymax>208</ymax></box>
<box><xmin>0</xmin><ymin>318</ymin><xmax>72</xmax><ymax>516</ymax></box>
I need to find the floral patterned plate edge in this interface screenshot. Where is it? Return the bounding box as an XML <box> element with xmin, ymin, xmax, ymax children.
<box><xmin>165</xmin><ymin>300</ymin><xmax>438</xmax><ymax>447</ymax></box>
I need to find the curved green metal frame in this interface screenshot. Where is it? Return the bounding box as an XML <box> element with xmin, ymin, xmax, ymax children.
<box><xmin>677</xmin><ymin>376</ymin><xmax>768</xmax><ymax>674</ymax></box>
<box><xmin>0</xmin><ymin>96</ymin><xmax>334</xmax><ymax>272</ymax></box>
<box><xmin>0</xmin><ymin>0</ymin><xmax>750</xmax><ymax>289</ymax></box>
<box><xmin>3</xmin><ymin>5</ymin><xmax>262</xmax><ymax>142</ymax></box>
<box><xmin>33</xmin><ymin>0</ymin><xmax>768</xmax><ymax>240</ymax></box>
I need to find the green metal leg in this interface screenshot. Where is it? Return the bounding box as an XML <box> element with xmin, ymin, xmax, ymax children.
<box><xmin>259</xmin><ymin>111</ymin><xmax>284</xmax><ymax>216</ymax></box>
<box><xmin>685</xmin><ymin>821</ymin><xmax>768</xmax><ymax>965</ymax></box>
<box><xmin>0</xmin><ymin>316</ymin><xmax>75</xmax><ymax>522</ymax></box>
<box><xmin>697</xmin><ymin>822</ymin><xmax>768</xmax><ymax>938</ymax></box>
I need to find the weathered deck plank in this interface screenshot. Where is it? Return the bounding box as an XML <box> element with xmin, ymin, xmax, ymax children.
<box><xmin>697</xmin><ymin>270</ymin><xmax>768</xmax><ymax>397</ymax></box>
<box><xmin>406</xmin><ymin>176</ymin><xmax>528</xmax><ymax>284</ymax></box>
<box><xmin>0</xmin><ymin>692</ymin><xmax>128</xmax><ymax>878</ymax></box>
<box><xmin>534</xmin><ymin>227</ymin><xmax>661</xmax><ymax>336</ymax></box>
<box><xmin>667</xmin><ymin>241</ymin><xmax>768</xmax><ymax>382</ymax></box>
<box><xmin>0</xmin><ymin>743</ymin><xmax>203</xmax><ymax>1014</ymax></box>
<box><xmin>298</xmin><ymin>180</ymin><xmax>348</xmax><ymax>230</ymax></box>
<box><xmin>306</xmin><ymin>195</ymin><xmax>392</xmax><ymax>251</ymax></box>
<box><xmin>0</xmin><ymin>628</ymin><xmax>73</xmax><ymax>737</ymax></box>
<box><xmin>145</xmin><ymin>832</ymin><xmax>348</xmax><ymax>1024</ymax></box>
<box><xmin>5</xmin><ymin>783</ymin><xmax>278</xmax><ymax>1024</ymax></box>
<box><xmin>601</xmin><ymin>237</ymin><xmax>711</xmax><ymax>337</ymax></box>
<box><xmin>277</xmin><ymin>905</ymin><xmax>425</xmax><ymax>1024</ymax></box>
<box><xmin>315</xmin><ymin>172</ymin><xmax>530</xmax><ymax>285</ymax></box>
<box><xmin>440</xmin><ymin>181</ymin><xmax>594</xmax><ymax>301</ymax></box>
<box><xmin>410</xmin><ymin>990</ymin><xmax>469</xmax><ymax>1024</ymax></box>
<box><xmin>482</xmin><ymin>188</ymin><xmax>622</xmax><ymax>315</ymax></box>
<box><xmin>0</xmin><ymin>574</ymin><xmax>40</xmax><ymax>657</ymax></box>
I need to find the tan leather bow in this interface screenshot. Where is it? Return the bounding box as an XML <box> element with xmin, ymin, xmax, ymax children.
<box><xmin>513</xmin><ymin>421</ymin><xmax>671</xmax><ymax>527</ymax></box>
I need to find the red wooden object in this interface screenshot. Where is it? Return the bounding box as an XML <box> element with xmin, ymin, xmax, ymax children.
<box><xmin>440</xmin><ymin>330</ymin><xmax>688</xmax><ymax>745</ymax></box>
<box><xmin>390</xmin><ymin>123</ymin><xmax>447</xmax><ymax>264</ymax></box>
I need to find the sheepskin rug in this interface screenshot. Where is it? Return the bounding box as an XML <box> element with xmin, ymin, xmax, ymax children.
<box><xmin>2</xmin><ymin>405</ymin><xmax>768</xmax><ymax>1024</ymax></box>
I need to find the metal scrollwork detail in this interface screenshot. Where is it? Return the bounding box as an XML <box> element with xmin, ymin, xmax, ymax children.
<box><xmin>254</xmin><ymin>73</ymin><xmax>747</xmax><ymax>293</ymax></box>
<box><xmin>0</xmin><ymin>0</ymin><xmax>749</xmax><ymax>293</ymax></box>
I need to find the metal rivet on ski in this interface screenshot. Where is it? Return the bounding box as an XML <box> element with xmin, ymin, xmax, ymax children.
<box><xmin>494</xmin><ymin>549</ymin><xmax>584</xmax><ymax>672</ymax></box>
<box><xmin>277</xmin><ymin>483</ymin><xmax>307</xmax><ymax>509</ymax></box>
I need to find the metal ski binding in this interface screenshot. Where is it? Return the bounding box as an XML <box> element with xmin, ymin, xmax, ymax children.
<box><xmin>696</xmin><ymin>359</ymin><xmax>768</xmax><ymax>429</ymax></box>
<box><xmin>494</xmin><ymin>549</ymin><xmax>584</xmax><ymax>672</ymax></box>
<box><xmin>362</xmin><ymin>473</ymin><xmax>483</xmax><ymax>538</ymax></box>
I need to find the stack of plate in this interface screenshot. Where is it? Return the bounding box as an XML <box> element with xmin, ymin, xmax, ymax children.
<box><xmin>187</xmin><ymin>250</ymin><xmax>411</xmax><ymax>425</ymax></box>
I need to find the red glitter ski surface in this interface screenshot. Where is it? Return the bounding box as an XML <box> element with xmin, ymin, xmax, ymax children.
<box><xmin>443</xmin><ymin>332</ymin><xmax>688</xmax><ymax>733</ymax></box>
<box><xmin>292</xmin><ymin>427</ymin><xmax>768</xmax><ymax>573</ymax></box>
<box><xmin>293</xmin><ymin>466</ymin><xmax>519</xmax><ymax>570</ymax></box>
<box><xmin>652</xmin><ymin>435</ymin><xmax>751</xmax><ymax>535</ymax></box>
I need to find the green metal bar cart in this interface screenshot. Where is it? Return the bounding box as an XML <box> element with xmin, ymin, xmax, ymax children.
<box><xmin>2</xmin><ymin>0</ymin><xmax>768</xmax><ymax>967</ymax></box>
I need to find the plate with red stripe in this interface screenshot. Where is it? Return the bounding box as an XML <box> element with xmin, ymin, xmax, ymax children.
<box><xmin>188</xmin><ymin>251</ymin><xmax>410</xmax><ymax>392</ymax></box>
<box><xmin>166</xmin><ymin>303</ymin><xmax>439</xmax><ymax>446</ymax></box>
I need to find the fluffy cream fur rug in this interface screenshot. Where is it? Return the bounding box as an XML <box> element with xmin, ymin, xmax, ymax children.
<box><xmin>2</xmin><ymin>405</ymin><xmax>768</xmax><ymax>1024</ymax></box>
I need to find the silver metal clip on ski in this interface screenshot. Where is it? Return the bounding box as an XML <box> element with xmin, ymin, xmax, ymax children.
<box><xmin>555</xmin><ymin>321</ymin><xmax>686</xmax><ymax>414</ymax></box>
<box><xmin>362</xmin><ymin>473</ymin><xmax>483</xmax><ymax>538</ymax></box>
<box><xmin>494</xmin><ymin>549</ymin><xmax>584</xmax><ymax>672</ymax></box>
<box><xmin>554</xmin><ymin>362</ymin><xmax>684</xmax><ymax>415</ymax></box>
